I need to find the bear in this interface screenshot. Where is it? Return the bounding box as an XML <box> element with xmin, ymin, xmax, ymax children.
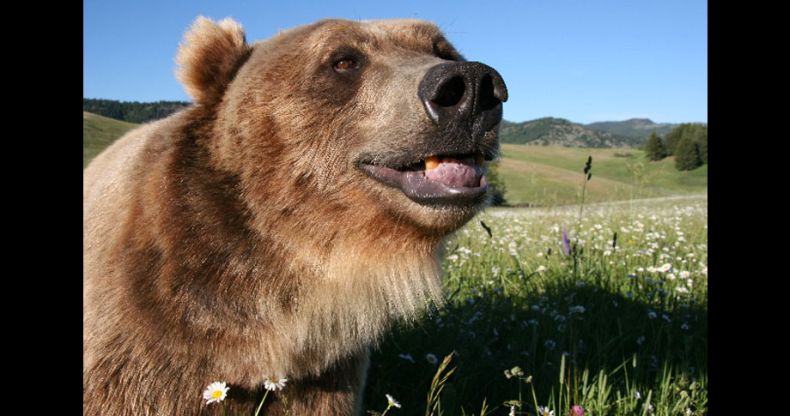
<box><xmin>83</xmin><ymin>16</ymin><xmax>506</xmax><ymax>415</ymax></box>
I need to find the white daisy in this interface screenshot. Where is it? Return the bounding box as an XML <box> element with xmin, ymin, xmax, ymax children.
<box><xmin>203</xmin><ymin>381</ymin><xmax>229</xmax><ymax>405</ymax></box>
<box><xmin>263</xmin><ymin>375</ymin><xmax>288</xmax><ymax>391</ymax></box>
<box><xmin>537</xmin><ymin>405</ymin><xmax>555</xmax><ymax>416</ymax></box>
<box><xmin>386</xmin><ymin>394</ymin><xmax>401</xmax><ymax>408</ymax></box>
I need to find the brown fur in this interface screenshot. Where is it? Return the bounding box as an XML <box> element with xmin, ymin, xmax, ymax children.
<box><xmin>84</xmin><ymin>17</ymin><xmax>499</xmax><ymax>415</ymax></box>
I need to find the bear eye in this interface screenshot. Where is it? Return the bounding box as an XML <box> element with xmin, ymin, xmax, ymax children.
<box><xmin>333</xmin><ymin>57</ymin><xmax>360</xmax><ymax>73</ymax></box>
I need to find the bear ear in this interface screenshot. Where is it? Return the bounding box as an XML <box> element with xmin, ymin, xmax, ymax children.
<box><xmin>176</xmin><ymin>16</ymin><xmax>251</xmax><ymax>104</ymax></box>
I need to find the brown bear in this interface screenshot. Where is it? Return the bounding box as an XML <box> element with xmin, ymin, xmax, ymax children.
<box><xmin>83</xmin><ymin>16</ymin><xmax>506</xmax><ymax>415</ymax></box>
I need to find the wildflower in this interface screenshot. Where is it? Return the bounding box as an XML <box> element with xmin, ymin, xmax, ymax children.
<box><xmin>657</xmin><ymin>263</ymin><xmax>672</xmax><ymax>273</ymax></box>
<box><xmin>571</xmin><ymin>405</ymin><xmax>585</xmax><ymax>416</ymax></box>
<box><xmin>603</xmin><ymin>249</ymin><xmax>611</xmax><ymax>256</ymax></box>
<box><xmin>634</xmin><ymin>390</ymin><xmax>641</xmax><ymax>400</ymax></box>
<box><xmin>425</xmin><ymin>353</ymin><xmax>438</xmax><ymax>365</ymax></box>
<box><xmin>505</xmin><ymin>365</ymin><xmax>524</xmax><ymax>379</ymax></box>
<box><xmin>544</xmin><ymin>340</ymin><xmax>556</xmax><ymax>350</ymax></box>
<box><xmin>386</xmin><ymin>394</ymin><xmax>401</xmax><ymax>408</ymax></box>
<box><xmin>203</xmin><ymin>381</ymin><xmax>229</xmax><ymax>405</ymax></box>
<box><xmin>647</xmin><ymin>310</ymin><xmax>657</xmax><ymax>319</ymax></box>
<box><xmin>681</xmin><ymin>323</ymin><xmax>690</xmax><ymax>330</ymax></box>
<box><xmin>562</xmin><ymin>226</ymin><xmax>570</xmax><ymax>256</ymax></box>
<box><xmin>536</xmin><ymin>265</ymin><xmax>547</xmax><ymax>273</ymax></box>
<box><xmin>679</xmin><ymin>270</ymin><xmax>690</xmax><ymax>279</ymax></box>
<box><xmin>667</xmin><ymin>273</ymin><xmax>676</xmax><ymax>280</ymax></box>
<box><xmin>537</xmin><ymin>405</ymin><xmax>555</xmax><ymax>416</ymax></box>
<box><xmin>509</xmin><ymin>405</ymin><xmax>516</xmax><ymax>416</ymax></box>
<box><xmin>398</xmin><ymin>353</ymin><xmax>415</xmax><ymax>363</ymax></box>
<box><xmin>676</xmin><ymin>286</ymin><xmax>689</xmax><ymax>294</ymax></box>
<box><xmin>263</xmin><ymin>375</ymin><xmax>288</xmax><ymax>391</ymax></box>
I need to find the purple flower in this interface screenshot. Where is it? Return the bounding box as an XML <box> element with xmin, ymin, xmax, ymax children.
<box><xmin>570</xmin><ymin>405</ymin><xmax>585</xmax><ymax>416</ymax></box>
<box><xmin>562</xmin><ymin>226</ymin><xmax>571</xmax><ymax>256</ymax></box>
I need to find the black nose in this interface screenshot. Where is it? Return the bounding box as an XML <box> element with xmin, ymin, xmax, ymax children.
<box><xmin>419</xmin><ymin>62</ymin><xmax>508</xmax><ymax>132</ymax></box>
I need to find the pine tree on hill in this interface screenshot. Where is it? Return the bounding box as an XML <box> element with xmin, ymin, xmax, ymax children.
<box><xmin>694</xmin><ymin>127</ymin><xmax>707</xmax><ymax>164</ymax></box>
<box><xmin>674</xmin><ymin>137</ymin><xmax>703</xmax><ymax>171</ymax></box>
<box><xmin>644</xmin><ymin>132</ymin><xmax>668</xmax><ymax>161</ymax></box>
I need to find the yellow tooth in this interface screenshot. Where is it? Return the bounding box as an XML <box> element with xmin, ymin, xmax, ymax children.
<box><xmin>425</xmin><ymin>156</ymin><xmax>441</xmax><ymax>170</ymax></box>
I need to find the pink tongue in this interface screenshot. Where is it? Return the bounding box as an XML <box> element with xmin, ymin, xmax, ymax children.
<box><xmin>424</xmin><ymin>160</ymin><xmax>482</xmax><ymax>188</ymax></box>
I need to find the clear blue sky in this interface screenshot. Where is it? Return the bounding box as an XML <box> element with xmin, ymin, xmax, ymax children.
<box><xmin>84</xmin><ymin>0</ymin><xmax>706</xmax><ymax>124</ymax></box>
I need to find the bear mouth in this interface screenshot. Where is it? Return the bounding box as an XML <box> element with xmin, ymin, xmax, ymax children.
<box><xmin>359</xmin><ymin>153</ymin><xmax>488</xmax><ymax>206</ymax></box>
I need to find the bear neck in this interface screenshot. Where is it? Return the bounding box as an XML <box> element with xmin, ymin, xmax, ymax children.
<box><xmin>142</xmin><ymin>122</ymin><xmax>448</xmax><ymax>380</ymax></box>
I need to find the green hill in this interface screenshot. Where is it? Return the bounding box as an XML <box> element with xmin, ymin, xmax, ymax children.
<box><xmin>499</xmin><ymin>117</ymin><xmax>639</xmax><ymax>148</ymax></box>
<box><xmin>498</xmin><ymin>143</ymin><xmax>707</xmax><ymax>206</ymax></box>
<box><xmin>83</xmin><ymin>112</ymin><xmax>138</xmax><ymax>168</ymax></box>
<box><xmin>586</xmin><ymin>118</ymin><xmax>677</xmax><ymax>141</ymax></box>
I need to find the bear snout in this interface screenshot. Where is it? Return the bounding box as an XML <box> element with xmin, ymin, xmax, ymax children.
<box><xmin>418</xmin><ymin>62</ymin><xmax>508</xmax><ymax>135</ymax></box>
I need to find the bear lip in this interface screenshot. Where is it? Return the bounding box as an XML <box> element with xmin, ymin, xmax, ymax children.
<box><xmin>359</xmin><ymin>154</ymin><xmax>488</xmax><ymax>206</ymax></box>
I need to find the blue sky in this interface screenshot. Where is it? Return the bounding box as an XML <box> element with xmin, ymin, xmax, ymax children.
<box><xmin>84</xmin><ymin>0</ymin><xmax>706</xmax><ymax>124</ymax></box>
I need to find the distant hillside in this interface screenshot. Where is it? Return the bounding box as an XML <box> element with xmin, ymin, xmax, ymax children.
<box><xmin>83</xmin><ymin>98</ymin><xmax>191</xmax><ymax>123</ymax></box>
<box><xmin>499</xmin><ymin>117</ymin><xmax>638</xmax><ymax>148</ymax></box>
<box><xmin>83</xmin><ymin>112</ymin><xmax>138</xmax><ymax>168</ymax></box>
<box><xmin>586</xmin><ymin>118</ymin><xmax>677</xmax><ymax>141</ymax></box>
<box><xmin>498</xmin><ymin>143</ymin><xmax>707</xmax><ymax>206</ymax></box>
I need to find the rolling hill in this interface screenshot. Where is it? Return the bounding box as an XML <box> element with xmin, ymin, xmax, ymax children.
<box><xmin>499</xmin><ymin>117</ymin><xmax>640</xmax><ymax>148</ymax></box>
<box><xmin>83</xmin><ymin>112</ymin><xmax>138</xmax><ymax>168</ymax></box>
<box><xmin>497</xmin><ymin>144</ymin><xmax>707</xmax><ymax>206</ymax></box>
<box><xmin>586</xmin><ymin>118</ymin><xmax>677</xmax><ymax>141</ymax></box>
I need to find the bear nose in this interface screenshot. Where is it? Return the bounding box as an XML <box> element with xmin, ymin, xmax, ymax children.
<box><xmin>418</xmin><ymin>62</ymin><xmax>508</xmax><ymax>132</ymax></box>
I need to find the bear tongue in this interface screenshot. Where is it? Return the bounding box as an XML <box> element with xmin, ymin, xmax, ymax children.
<box><xmin>424</xmin><ymin>159</ymin><xmax>483</xmax><ymax>188</ymax></box>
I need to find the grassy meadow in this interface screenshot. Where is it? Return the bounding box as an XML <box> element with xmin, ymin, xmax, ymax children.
<box><xmin>83</xmin><ymin>113</ymin><xmax>707</xmax><ymax>415</ymax></box>
<box><xmin>365</xmin><ymin>196</ymin><xmax>707</xmax><ymax>415</ymax></box>
<box><xmin>498</xmin><ymin>144</ymin><xmax>707</xmax><ymax>207</ymax></box>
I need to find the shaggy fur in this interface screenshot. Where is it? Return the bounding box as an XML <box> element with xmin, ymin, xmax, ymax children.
<box><xmin>84</xmin><ymin>17</ymin><xmax>502</xmax><ymax>415</ymax></box>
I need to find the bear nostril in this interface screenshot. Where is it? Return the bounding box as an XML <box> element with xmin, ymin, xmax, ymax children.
<box><xmin>432</xmin><ymin>76</ymin><xmax>465</xmax><ymax>107</ymax></box>
<box><xmin>478</xmin><ymin>74</ymin><xmax>500</xmax><ymax>112</ymax></box>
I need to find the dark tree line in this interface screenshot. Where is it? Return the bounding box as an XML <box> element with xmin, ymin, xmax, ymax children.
<box><xmin>83</xmin><ymin>98</ymin><xmax>191</xmax><ymax>124</ymax></box>
<box><xmin>643</xmin><ymin>123</ymin><xmax>707</xmax><ymax>171</ymax></box>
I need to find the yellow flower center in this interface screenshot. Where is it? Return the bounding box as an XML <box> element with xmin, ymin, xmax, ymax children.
<box><xmin>211</xmin><ymin>390</ymin><xmax>223</xmax><ymax>399</ymax></box>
